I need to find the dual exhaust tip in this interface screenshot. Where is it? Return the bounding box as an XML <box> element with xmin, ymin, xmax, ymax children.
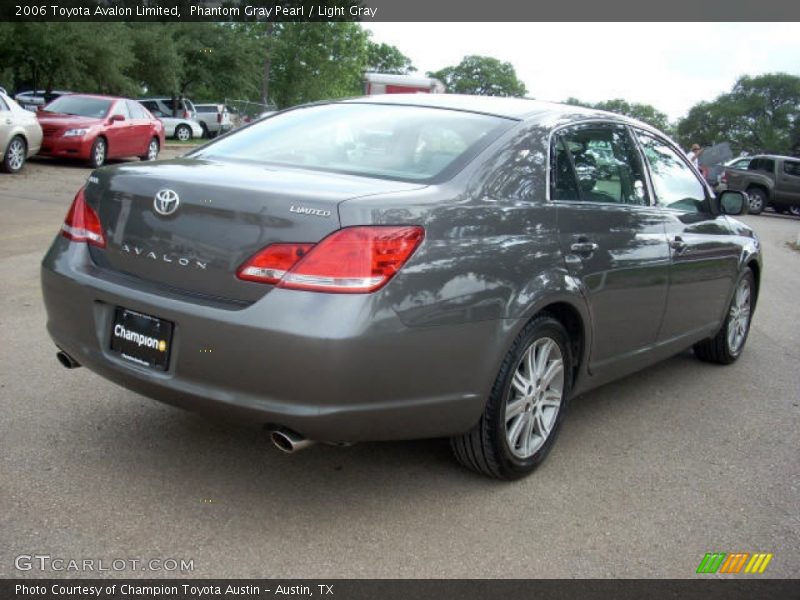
<box><xmin>56</xmin><ymin>350</ymin><xmax>316</xmax><ymax>454</ymax></box>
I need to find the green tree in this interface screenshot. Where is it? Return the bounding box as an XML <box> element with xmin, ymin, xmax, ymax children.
<box><xmin>564</xmin><ymin>97</ymin><xmax>672</xmax><ymax>134</ymax></box>
<box><xmin>366</xmin><ymin>41</ymin><xmax>415</xmax><ymax>74</ymax></box>
<box><xmin>428</xmin><ymin>55</ymin><xmax>526</xmax><ymax>97</ymax></box>
<box><xmin>677</xmin><ymin>73</ymin><xmax>800</xmax><ymax>155</ymax></box>
<box><xmin>268</xmin><ymin>23</ymin><xmax>370</xmax><ymax>108</ymax></box>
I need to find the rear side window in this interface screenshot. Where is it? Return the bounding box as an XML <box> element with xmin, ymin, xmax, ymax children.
<box><xmin>127</xmin><ymin>101</ymin><xmax>149</xmax><ymax>119</ymax></box>
<box><xmin>551</xmin><ymin>125</ymin><xmax>648</xmax><ymax>205</ymax></box>
<box><xmin>749</xmin><ymin>158</ymin><xmax>775</xmax><ymax>173</ymax></box>
<box><xmin>196</xmin><ymin>106</ymin><xmax>216</xmax><ymax>113</ymax></box>
<box><xmin>635</xmin><ymin>130</ymin><xmax>706</xmax><ymax>212</ymax></box>
<box><xmin>194</xmin><ymin>103</ymin><xmax>514</xmax><ymax>183</ymax></box>
<box><xmin>784</xmin><ymin>160</ymin><xmax>800</xmax><ymax>177</ymax></box>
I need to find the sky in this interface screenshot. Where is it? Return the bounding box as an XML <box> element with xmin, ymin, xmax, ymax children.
<box><xmin>363</xmin><ymin>23</ymin><xmax>800</xmax><ymax>121</ymax></box>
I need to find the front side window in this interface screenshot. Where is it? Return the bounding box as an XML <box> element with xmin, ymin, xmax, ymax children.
<box><xmin>41</xmin><ymin>95</ymin><xmax>112</xmax><ymax>119</ymax></box>
<box><xmin>194</xmin><ymin>103</ymin><xmax>514</xmax><ymax>183</ymax></box>
<box><xmin>109</xmin><ymin>101</ymin><xmax>130</xmax><ymax>119</ymax></box>
<box><xmin>635</xmin><ymin>130</ymin><xmax>707</xmax><ymax>213</ymax></box>
<box><xmin>551</xmin><ymin>125</ymin><xmax>648</xmax><ymax>205</ymax></box>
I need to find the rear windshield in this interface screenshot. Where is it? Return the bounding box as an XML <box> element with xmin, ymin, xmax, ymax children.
<box><xmin>192</xmin><ymin>103</ymin><xmax>514</xmax><ymax>183</ymax></box>
<box><xmin>42</xmin><ymin>95</ymin><xmax>112</xmax><ymax>118</ymax></box>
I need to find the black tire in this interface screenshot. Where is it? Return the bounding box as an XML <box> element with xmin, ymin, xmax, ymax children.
<box><xmin>2</xmin><ymin>135</ymin><xmax>26</xmax><ymax>173</ymax></box>
<box><xmin>89</xmin><ymin>137</ymin><xmax>106</xmax><ymax>168</ymax></box>
<box><xmin>200</xmin><ymin>122</ymin><xmax>210</xmax><ymax>139</ymax></box>
<box><xmin>175</xmin><ymin>124</ymin><xmax>191</xmax><ymax>141</ymax></box>
<box><xmin>789</xmin><ymin>206</ymin><xmax>800</xmax><ymax>218</ymax></box>
<box><xmin>139</xmin><ymin>137</ymin><xmax>159</xmax><ymax>161</ymax></box>
<box><xmin>746</xmin><ymin>188</ymin><xmax>767</xmax><ymax>215</ymax></box>
<box><xmin>693</xmin><ymin>269</ymin><xmax>755</xmax><ymax>365</ymax></box>
<box><xmin>450</xmin><ymin>314</ymin><xmax>573</xmax><ymax>480</ymax></box>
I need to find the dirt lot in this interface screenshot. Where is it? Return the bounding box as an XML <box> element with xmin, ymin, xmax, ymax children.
<box><xmin>1</xmin><ymin>154</ymin><xmax>798</xmax><ymax>578</ymax></box>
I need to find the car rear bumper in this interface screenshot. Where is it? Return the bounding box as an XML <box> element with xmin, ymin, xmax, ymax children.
<box><xmin>41</xmin><ymin>238</ymin><xmax>501</xmax><ymax>442</ymax></box>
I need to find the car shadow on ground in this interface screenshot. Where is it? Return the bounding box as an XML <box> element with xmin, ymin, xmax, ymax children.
<box><xmin>66</xmin><ymin>347</ymin><xmax>708</xmax><ymax>504</ymax></box>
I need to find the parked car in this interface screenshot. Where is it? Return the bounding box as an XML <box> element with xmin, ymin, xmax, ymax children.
<box><xmin>15</xmin><ymin>89</ymin><xmax>72</xmax><ymax>112</ymax></box>
<box><xmin>37</xmin><ymin>94</ymin><xmax>165</xmax><ymax>167</ymax></box>
<box><xmin>41</xmin><ymin>96</ymin><xmax>760</xmax><ymax>479</ymax></box>
<box><xmin>723</xmin><ymin>154</ymin><xmax>800</xmax><ymax>216</ymax></box>
<box><xmin>139</xmin><ymin>97</ymin><xmax>203</xmax><ymax>141</ymax></box>
<box><xmin>0</xmin><ymin>90</ymin><xmax>43</xmax><ymax>173</ymax></box>
<box><xmin>194</xmin><ymin>103</ymin><xmax>233</xmax><ymax>138</ymax></box>
<box><xmin>714</xmin><ymin>156</ymin><xmax>752</xmax><ymax>192</ymax></box>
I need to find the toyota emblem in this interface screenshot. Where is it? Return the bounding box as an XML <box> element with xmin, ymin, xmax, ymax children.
<box><xmin>153</xmin><ymin>189</ymin><xmax>180</xmax><ymax>216</ymax></box>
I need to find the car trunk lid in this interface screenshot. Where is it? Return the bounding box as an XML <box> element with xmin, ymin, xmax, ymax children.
<box><xmin>86</xmin><ymin>158</ymin><xmax>424</xmax><ymax>303</ymax></box>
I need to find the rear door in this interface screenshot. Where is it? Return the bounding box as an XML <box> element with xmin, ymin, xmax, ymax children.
<box><xmin>105</xmin><ymin>100</ymin><xmax>133</xmax><ymax>157</ymax></box>
<box><xmin>632</xmin><ymin>128</ymin><xmax>742</xmax><ymax>341</ymax></box>
<box><xmin>126</xmin><ymin>100</ymin><xmax>152</xmax><ymax>155</ymax></box>
<box><xmin>0</xmin><ymin>95</ymin><xmax>12</xmax><ymax>150</ymax></box>
<box><xmin>552</xmin><ymin>122</ymin><xmax>671</xmax><ymax>373</ymax></box>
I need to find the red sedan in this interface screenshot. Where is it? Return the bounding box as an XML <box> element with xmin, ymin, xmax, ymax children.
<box><xmin>37</xmin><ymin>94</ymin><xmax>165</xmax><ymax>167</ymax></box>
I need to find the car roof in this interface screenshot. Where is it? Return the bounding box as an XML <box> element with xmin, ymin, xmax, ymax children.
<box><xmin>338</xmin><ymin>93</ymin><xmax>646</xmax><ymax>126</ymax></box>
<box><xmin>747</xmin><ymin>154</ymin><xmax>796</xmax><ymax>161</ymax></box>
<box><xmin>55</xmin><ymin>93</ymin><xmax>123</xmax><ymax>101</ymax></box>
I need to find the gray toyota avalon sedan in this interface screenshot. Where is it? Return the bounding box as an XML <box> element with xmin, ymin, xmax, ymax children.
<box><xmin>41</xmin><ymin>94</ymin><xmax>760</xmax><ymax>479</ymax></box>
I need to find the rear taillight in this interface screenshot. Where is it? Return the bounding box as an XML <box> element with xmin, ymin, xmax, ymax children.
<box><xmin>217</xmin><ymin>113</ymin><xmax>222</xmax><ymax>123</ymax></box>
<box><xmin>237</xmin><ymin>226</ymin><xmax>424</xmax><ymax>293</ymax></box>
<box><xmin>237</xmin><ymin>243</ymin><xmax>314</xmax><ymax>284</ymax></box>
<box><xmin>61</xmin><ymin>187</ymin><xmax>105</xmax><ymax>248</ymax></box>
<box><xmin>720</xmin><ymin>171</ymin><xmax>727</xmax><ymax>183</ymax></box>
<box><xmin>183</xmin><ymin>110</ymin><xmax>190</xmax><ymax>119</ymax></box>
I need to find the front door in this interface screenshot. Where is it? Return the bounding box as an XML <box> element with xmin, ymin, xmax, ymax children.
<box><xmin>551</xmin><ymin>123</ymin><xmax>671</xmax><ymax>373</ymax></box>
<box><xmin>632</xmin><ymin>129</ymin><xmax>742</xmax><ymax>341</ymax></box>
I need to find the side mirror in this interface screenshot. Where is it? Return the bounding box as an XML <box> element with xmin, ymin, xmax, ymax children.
<box><xmin>109</xmin><ymin>114</ymin><xmax>125</xmax><ymax>123</ymax></box>
<box><xmin>719</xmin><ymin>190</ymin><xmax>746</xmax><ymax>216</ymax></box>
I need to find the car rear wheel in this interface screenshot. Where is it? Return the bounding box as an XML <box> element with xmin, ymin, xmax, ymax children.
<box><xmin>746</xmin><ymin>188</ymin><xmax>766</xmax><ymax>215</ymax></box>
<box><xmin>175</xmin><ymin>125</ymin><xmax>191</xmax><ymax>141</ymax></box>
<box><xmin>450</xmin><ymin>314</ymin><xmax>572</xmax><ymax>479</ymax></box>
<box><xmin>2</xmin><ymin>136</ymin><xmax>26</xmax><ymax>173</ymax></box>
<box><xmin>140</xmin><ymin>137</ymin><xmax>159</xmax><ymax>161</ymax></box>
<box><xmin>89</xmin><ymin>137</ymin><xmax>106</xmax><ymax>168</ymax></box>
<box><xmin>693</xmin><ymin>269</ymin><xmax>754</xmax><ymax>365</ymax></box>
<box><xmin>789</xmin><ymin>206</ymin><xmax>800</xmax><ymax>218</ymax></box>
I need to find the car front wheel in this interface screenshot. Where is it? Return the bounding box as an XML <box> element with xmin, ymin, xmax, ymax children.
<box><xmin>450</xmin><ymin>314</ymin><xmax>572</xmax><ymax>479</ymax></box>
<box><xmin>2</xmin><ymin>136</ymin><xmax>26</xmax><ymax>173</ymax></box>
<box><xmin>694</xmin><ymin>269</ymin><xmax>755</xmax><ymax>364</ymax></box>
<box><xmin>789</xmin><ymin>206</ymin><xmax>800</xmax><ymax>218</ymax></box>
<box><xmin>175</xmin><ymin>125</ymin><xmax>191</xmax><ymax>141</ymax></box>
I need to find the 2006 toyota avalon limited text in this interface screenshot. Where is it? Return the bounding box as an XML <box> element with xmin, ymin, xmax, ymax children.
<box><xmin>42</xmin><ymin>95</ymin><xmax>761</xmax><ymax>479</ymax></box>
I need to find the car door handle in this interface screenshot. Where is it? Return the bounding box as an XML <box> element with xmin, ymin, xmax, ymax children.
<box><xmin>570</xmin><ymin>241</ymin><xmax>598</xmax><ymax>255</ymax></box>
<box><xmin>669</xmin><ymin>237</ymin><xmax>688</xmax><ymax>253</ymax></box>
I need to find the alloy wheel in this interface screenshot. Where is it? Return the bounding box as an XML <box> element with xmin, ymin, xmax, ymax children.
<box><xmin>177</xmin><ymin>126</ymin><xmax>190</xmax><ymax>141</ymax></box>
<box><xmin>7</xmin><ymin>138</ymin><xmax>25</xmax><ymax>171</ymax></box>
<box><xmin>147</xmin><ymin>140</ymin><xmax>159</xmax><ymax>160</ymax></box>
<box><xmin>748</xmin><ymin>193</ymin><xmax>764</xmax><ymax>213</ymax></box>
<box><xmin>727</xmin><ymin>278</ymin><xmax>751</xmax><ymax>354</ymax></box>
<box><xmin>505</xmin><ymin>337</ymin><xmax>564</xmax><ymax>459</ymax></box>
<box><xmin>94</xmin><ymin>140</ymin><xmax>106</xmax><ymax>166</ymax></box>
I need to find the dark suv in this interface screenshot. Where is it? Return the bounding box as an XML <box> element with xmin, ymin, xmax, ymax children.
<box><xmin>41</xmin><ymin>96</ymin><xmax>760</xmax><ymax>479</ymax></box>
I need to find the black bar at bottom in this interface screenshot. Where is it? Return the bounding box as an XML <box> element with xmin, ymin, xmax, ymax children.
<box><xmin>3</xmin><ymin>579</ymin><xmax>800</xmax><ymax>600</ymax></box>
